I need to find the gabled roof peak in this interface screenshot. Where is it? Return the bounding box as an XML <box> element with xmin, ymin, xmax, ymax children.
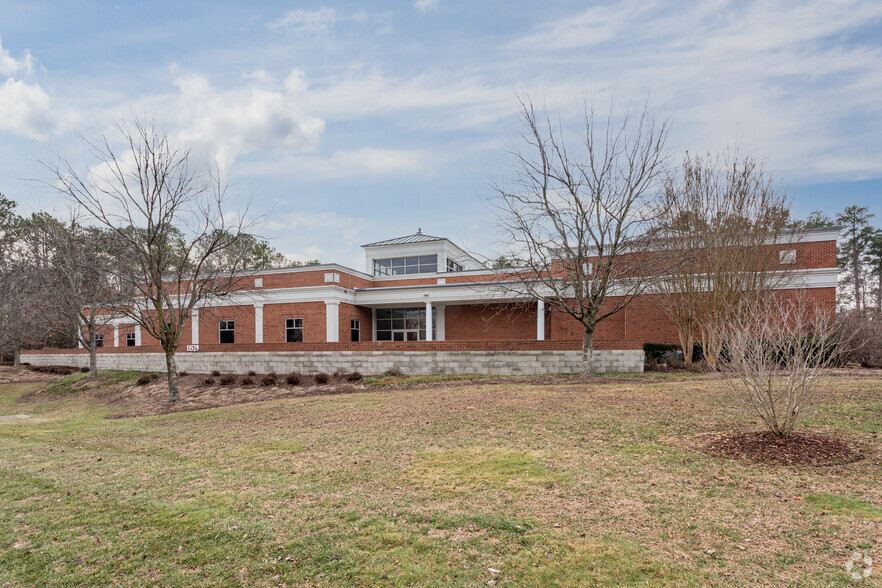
<box><xmin>362</xmin><ymin>231</ymin><xmax>447</xmax><ymax>247</ymax></box>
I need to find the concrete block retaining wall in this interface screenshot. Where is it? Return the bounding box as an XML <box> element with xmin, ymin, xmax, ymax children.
<box><xmin>23</xmin><ymin>350</ymin><xmax>645</xmax><ymax>375</ymax></box>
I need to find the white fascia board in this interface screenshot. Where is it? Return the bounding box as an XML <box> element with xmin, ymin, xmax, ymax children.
<box><xmin>353</xmin><ymin>280</ymin><xmax>551</xmax><ymax>306</ymax></box>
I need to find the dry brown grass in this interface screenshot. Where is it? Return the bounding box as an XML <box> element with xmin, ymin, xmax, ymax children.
<box><xmin>0</xmin><ymin>367</ymin><xmax>879</xmax><ymax>586</ymax></box>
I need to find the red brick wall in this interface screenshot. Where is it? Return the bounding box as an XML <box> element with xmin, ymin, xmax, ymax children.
<box><xmin>338</xmin><ymin>303</ymin><xmax>372</xmax><ymax>343</ymax></box>
<box><xmin>445</xmin><ymin>303</ymin><xmax>537</xmax><ymax>341</ymax></box>
<box><xmin>261</xmin><ymin>302</ymin><xmax>327</xmax><ymax>343</ymax></box>
<box><xmin>198</xmin><ymin>305</ymin><xmax>255</xmax><ymax>346</ymax></box>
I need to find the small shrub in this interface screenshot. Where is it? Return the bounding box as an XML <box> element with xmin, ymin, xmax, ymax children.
<box><xmin>347</xmin><ymin>371</ymin><xmax>363</xmax><ymax>382</ymax></box>
<box><xmin>210</xmin><ymin>370</ymin><xmax>221</xmax><ymax>377</ymax></box>
<box><xmin>179</xmin><ymin>371</ymin><xmax>188</xmax><ymax>376</ymax></box>
<box><xmin>202</xmin><ymin>377</ymin><xmax>215</xmax><ymax>386</ymax></box>
<box><xmin>261</xmin><ymin>372</ymin><xmax>277</xmax><ymax>386</ymax></box>
<box><xmin>136</xmin><ymin>373</ymin><xmax>159</xmax><ymax>386</ymax></box>
<box><xmin>383</xmin><ymin>368</ymin><xmax>401</xmax><ymax>377</ymax></box>
<box><xmin>219</xmin><ymin>374</ymin><xmax>236</xmax><ymax>385</ymax></box>
<box><xmin>248</xmin><ymin>370</ymin><xmax>257</xmax><ymax>376</ymax></box>
<box><xmin>286</xmin><ymin>373</ymin><xmax>301</xmax><ymax>386</ymax></box>
<box><xmin>333</xmin><ymin>370</ymin><xmax>343</xmax><ymax>378</ymax></box>
<box><xmin>241</xmin><ymin>376</ymin><xmax>254</xmax><ymax>386</ymax></box>
<box><xmin>314</xmin><ymin>372</ymin><xmax>329</xmax><ymax>384</ymax></box>
<box><xmin>79</xmin><ymin>366</ymin><xmax>90</xmax><ymax>373</ymax></box>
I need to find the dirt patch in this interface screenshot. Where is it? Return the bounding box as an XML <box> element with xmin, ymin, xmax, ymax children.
<box><xmin>701</xmin><ymin>431</ymin><xmax>865</xmax><ymax>466</ymax></box>
<box><xmin>104</xmin><ymin>376</ymin><xmax>366</xmax><ymax>418</ymax></box>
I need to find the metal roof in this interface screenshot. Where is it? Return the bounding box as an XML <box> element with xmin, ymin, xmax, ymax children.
<box><xmin>361</xmin><ymin>230</ymin><xmax>447</xmax><ymax>247</ymax></box>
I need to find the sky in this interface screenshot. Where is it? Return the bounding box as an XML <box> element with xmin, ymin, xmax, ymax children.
<box><xmin>1</xmin><ymin>0</ymin><xmax>881</xmax><ymax>269</ymax></box>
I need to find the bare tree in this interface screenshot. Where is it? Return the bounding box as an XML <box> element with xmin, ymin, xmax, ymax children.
<box><xmin>490</xmin><ymin>96</ymin><xmax>671</xmax><ymax>373</ymax></box>
<box><xmin>0</xmin><ymin>199</ymin><xmax>57</xmax><ymax>364</ymax></box>
<box><xmin>43</xmin><ymin>117</ymin><xmax>253</xmax><ymax>402</ymax></box>
<box><xmin>712</xmin><ymin>293</ymin><xmax>843</xmax><ymax>437</ymax></box>
<box><xmin>653</xmin><ymin>152</ymin><xmax>794</xmax><ymax>367</ymax></box>
<box><xmin>37</xmin><ymin>214</ymin><xmax>124</xmax><ymax>377</ymax></box>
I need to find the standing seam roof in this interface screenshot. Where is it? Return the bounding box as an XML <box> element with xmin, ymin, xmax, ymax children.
<box><xmin>361</xmin><ymin>232</ymin><xmax>447</xmax><ymax>247</ymax></box>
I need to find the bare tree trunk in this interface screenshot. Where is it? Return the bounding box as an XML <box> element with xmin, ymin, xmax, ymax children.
<box><xmin>581</xmin><ymin>327</ymin><xmax>594</xmax><ymax>376</ymax></box>
<box><xmin>12</xmin><ymin>346</ymin><xmax>20</xmax><ymax>366</ymax></box>
<box><xmin>88</xmin><ymin>345</ymin><xmax>98</xmax><ymax>378</ymax></box>
<box><xmin>677</xmin><ymin>326</ymin><xmax>694</xmax><ymax>363</ymax></box>
<box><xmin>165</xmin><ymin>351</ymin><xmax>179</xmax><ymax>403</ymax></box>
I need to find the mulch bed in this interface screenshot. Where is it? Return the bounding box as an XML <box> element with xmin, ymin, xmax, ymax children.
<box><xmin>702</xmin><ymin>431</ymin><xmax>865</xmax><ymax>467</ymax></box>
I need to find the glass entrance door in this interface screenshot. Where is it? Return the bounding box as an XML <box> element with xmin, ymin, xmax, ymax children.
<box><xmin>375</xmin><ymin>307</ymin><xmax>436</xmax><ymax>341</ymax></box>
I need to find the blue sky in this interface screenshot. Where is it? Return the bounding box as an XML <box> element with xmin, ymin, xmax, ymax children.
<box><xmin>1</xmin><ymin>0</ymin><xmax>881</xmax><ymax>268</ymax></box>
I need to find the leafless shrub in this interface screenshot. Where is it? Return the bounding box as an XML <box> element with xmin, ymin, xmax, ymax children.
<box><xmin>285</xmin><ymin>373</ymin><xmax>301</xmax><ymax>386</ymax></box>
<box><xmin>261</xmin><ymin>373</ymin><xmax>277</xmax><ymax>386</ymax></box>
<box><xmin>136</xmin><ymin>373</ymin><xmax>159</xmax><ymax>386</ymax></box>
<box><xmin>314</xmin><ymin>372</ymin><xmax>329</xmax><ymax>384</ymax></box>
<box><xmin>201</xmin><ymin>377</ymin><xmax>215</xmax><ymax>386</ymax></box>
<box><xmin>347</xmin><ymin>371</ymin><xmax>363</xmax><ymax>382</ymax></box>
<box><xmin>219</xmin><ymin>374</ymin><xmax>236</xmax><ymax>386</ymax></box>
<box><xmin>835</xmin><ymin>314</ymin><xmax>882</xmax><ymax>368</ymax></box>
<box><xmin>210</xmin><ymin>370</ymin><xmax>221</xmax><ymax>377</ymax></box>
<box><xmin>713</xmin><ymin>294</ymin><xmax>845</xmax><ymax>437</ymax></box>
<box><xmin>240</xmin><ymin>376</ymin><xmax>254</xmax><ymax>386</ymax></box>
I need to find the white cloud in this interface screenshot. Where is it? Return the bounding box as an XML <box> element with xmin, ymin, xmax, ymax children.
<box><xmin>414</xmin><ymin>0</ymin><xmax>439</xmax><ymax>13</ymax></box>
<box><xmin>261</xmin><ymin>211</ymin><xmax>370</xmax><ymax>268</ymax></box>
<box><xmin>172</xmin><ymin>70</ymin><xmax>325</xmax><ymax>170</ymax></box>
<box><xmin>0</xmin><ymin>35</ymin><xmax>34</xmax><ymax>76</ymax></box>
<box><xmin>508</xmin><ymin>0</ymin><xmax>882</xmax><ymax>181</ymax></box>
<box><xmin>267</xmin><ymin>7</ymin><xmax>338</xmax><ymax>32</ymax></box>
<box><xmin>0</xmin><ymin>78</ymin><xmax>55</xmax><ymax>140</ymax></box>
<box><xmin>240</xmin><ymin>147</ymin><xmax>434</xmax><ymax>179</ymax></box>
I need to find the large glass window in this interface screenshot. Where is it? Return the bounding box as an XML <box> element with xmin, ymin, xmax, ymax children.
<box><xmin>286</xmin><ymin>318</ymin><xmax>303</xmax><ymax>343</ymax></box>
<box><xmin>219</xmin><ymin>320</ymin><xmax>235</xmax><ymax>344</ymax></box>
<box><xmin>373</xmin><ymin>255</ymin><xmax>437</xmax><ymax>276</ymax></box>
<box><xmin>375</xmin><ymin>307</ymin><xmax>436</xmax><ymax>341</ymax></box>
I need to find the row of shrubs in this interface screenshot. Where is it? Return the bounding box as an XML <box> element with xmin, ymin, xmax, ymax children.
<box><xmin>27</xmin><ymin>365</ymin><xmax>90</xmax><ymax>375</ymax></box>
<box><xmin>200</xmin><ymin>370</ymin><xmax>363</xmax><ymax>388</ymax></box>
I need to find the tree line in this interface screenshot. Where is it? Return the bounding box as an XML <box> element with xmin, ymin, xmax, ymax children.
<box><xmin>0</xmin><ymin>118</ymin><xmax>314</xmax><ymax>402</ymax></box>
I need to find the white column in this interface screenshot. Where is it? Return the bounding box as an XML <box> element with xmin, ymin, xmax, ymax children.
<box><xmin>113</xmin><ymin>324</ymin><xmax>119</xmax><ymax>347</ymax></box>
<box><xmin>134</xmin><ymin>324</ymin><xmax>142</xmax><ymax>346</ymax></box>
<box><xmin>254</xmin><ymin>303</ymin><xmax>263</xmax><ymax>344</ymax></box>
<box><xmin>191</xmin><ymin>308</ymin><xmax>200</xmax><ymax>345</ymax></box>
<box><xmin>537</xmin><ymin>299</ymin><xmax>545</xmax><ymax>341</ymax></box>
<box><xmin>325</xmin><ymin>301</ymin><xmax>340</xmax><ymax>343</ymax></box>
<box><xmin>77</xmin><ymin>325</ymin><xmax>83</xmax><ymax>348</ymax></box>
<box><xmin>425</xmin><ymin>301</ymin><xmax>433</xmax><ymax>341</ymax></box>
<box><xmin>436</xmin><ymin>305</ymin><xmax>445</xmax><ymax>341</ymax></box>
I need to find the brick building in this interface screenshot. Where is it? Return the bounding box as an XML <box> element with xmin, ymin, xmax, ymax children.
<box><xmin>23</xmin><ymin>227</ymin><xmax>839</xmax><ymax>374</ymax></box>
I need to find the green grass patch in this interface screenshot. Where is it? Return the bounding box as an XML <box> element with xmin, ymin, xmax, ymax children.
<box><xmin>43</xmin><ymin>372</ymin><xmax>90</xmax><ymax>395</ymax></box>
<box><xmin>405</xmin><ymin>448</ymin><xmax>567</xmax><ymax>495</ymax></box>
<box><xmin>804</xmin><ymin>493</ymin><xmax>882</xmax><ymax>521</ymax></box>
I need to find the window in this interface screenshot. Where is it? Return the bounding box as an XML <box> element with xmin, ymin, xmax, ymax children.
<box><xmin>446</xmin><ymin>258</ymin><xmax>463</xmax><ymax>272</ymax></box>
<box><xmin>351</xmin><ymin>319</ymin><xmax>360</xmax><ymax>342</ymax></box>
<box><xmin>324</xmin><ymin>272</ymin><xmax>341</xmax><ymax>283</ymax></box>
<box><xmin>219</xmin><ymin>320</ymin><xmax>235</xmax><ymax>344</ymax></box>
<box><xmin>126</xmin><ymin>333</ymin><xmax>136</xmax><ymax>347</ymax></box>
<box><xmin>375</xmin><ymin>307</ymin><xmax>436</xmax><ymax>341</ymax></box>
<box><xmin>285</xmin><ymin>318</ymin><xmax>303</xmax><ymax>343</ymax></box>
<box><xmin>94</xmin><ymin>333</ymin><xmax>104</xmax><ymax>348</ymax></box>
<box><xmin>373</xmin><ymin>255</ymin><xmax>437</xmax><ymax>276</ymax></box>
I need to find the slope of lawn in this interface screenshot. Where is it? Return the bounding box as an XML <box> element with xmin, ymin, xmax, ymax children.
<box><xmin>0</xmin><ymin>367</ymin><xmax>879</xmax><ymax>586</ymax></box>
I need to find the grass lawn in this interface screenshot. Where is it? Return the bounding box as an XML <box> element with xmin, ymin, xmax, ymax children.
<box><xmin>0</xmin><ymin>367</ymin><xmax>879</xmax><ymax>586</ymax></box>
